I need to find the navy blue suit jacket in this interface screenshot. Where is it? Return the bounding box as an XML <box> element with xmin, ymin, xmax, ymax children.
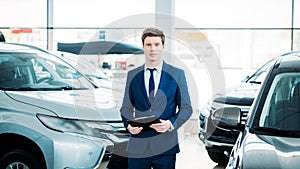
<box><xmin>120</xmin><ymin>61</ymin><xmax>192</xmax><ymax>157</ymax></box>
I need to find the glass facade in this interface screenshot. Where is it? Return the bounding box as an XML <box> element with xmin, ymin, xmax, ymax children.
<box><xmin>294</xmin><ymin>0</ymin><xmax>300</xmax><ymax>27</ymax></box>
<box><xmin>175</xmin><ymin>0</ymin><xmax>291</xmax><ymax>28</ymax></box>
<box><xmin>0</xmin><ymin>0</ymin><xmax>298</xmax><ymax>90</ymax></box>
<box><xmin>174</xmin><ymin>29</ymin><xmax>291</xmax><ymax>69</ymax></box>
<box><xmin>0</xmin><ymin>0</ymin><xmax>47</xmax><ymax>27</ymax></box>
<box><xmin>53</xmin><ymin>0</ymin><xmax>155</xmax><ymax>27</ymax></box>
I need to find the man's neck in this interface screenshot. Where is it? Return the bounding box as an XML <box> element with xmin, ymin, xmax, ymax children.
<box><xmin>146</xmin><ymin>60</ymin><xmax>162</xmax><ymax>68</ymax></box>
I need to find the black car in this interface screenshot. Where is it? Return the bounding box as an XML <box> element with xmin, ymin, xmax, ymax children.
<box><xmin>212</xmin><ymin>51</ymin><xmax>300</xmax><ymax>169</ymax></box>
<box><xmin>198</xmin><ymin>57</ymin><xmax>278</xmax><ymax>164</ymax></box>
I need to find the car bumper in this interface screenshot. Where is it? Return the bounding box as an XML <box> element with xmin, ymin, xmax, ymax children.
<box><xmin>40</xmin><ymin>132</ymin><xmax>114</xmax><ymax>169</ymax></box>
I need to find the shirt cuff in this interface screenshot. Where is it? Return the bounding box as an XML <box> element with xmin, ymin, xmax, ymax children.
<box><xmin>167</xmin><ymin>120</ymin><xmax>174</xmax><ymax>131</ymax></box>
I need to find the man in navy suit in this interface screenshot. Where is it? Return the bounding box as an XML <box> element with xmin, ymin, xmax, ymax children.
<box><xmin>120</xmin><ymin>27</ymin><xmax>192</xmax><ymax>169</ymax></box>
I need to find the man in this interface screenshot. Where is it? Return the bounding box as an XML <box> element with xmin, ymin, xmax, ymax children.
<box><xmin>120</xmin><ymin>27</ymin><xmax>192</xmax><ymax>169</ymax></box>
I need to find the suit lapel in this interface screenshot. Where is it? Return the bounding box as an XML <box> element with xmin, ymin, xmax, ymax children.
<box><xmin>153</xmin><ymin>62</ymin><xmax>170</xmax><ymax>105</ymax></box>
<box><xmin>136</xmin><ymin>65</ymin><xmax>151</xmax><ymax>106</ymax></box>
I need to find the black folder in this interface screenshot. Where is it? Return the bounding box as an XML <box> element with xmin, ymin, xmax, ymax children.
<box><xmin>128</xmin><ymin>115</ymin><xmax>160</xmax><ymax>129</ymax></box>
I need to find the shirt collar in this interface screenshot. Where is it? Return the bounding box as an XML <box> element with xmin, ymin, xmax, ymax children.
<box><xmin>144</xmin><ymin>61</ymin><xmax>163</xmax><ymax>72</ymax></box>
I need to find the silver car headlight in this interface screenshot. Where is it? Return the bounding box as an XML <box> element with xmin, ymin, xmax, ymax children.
<box><xmin>36</xmin><ymin>114</ymin><xmax>122</xmax><ymax>143</ymax></box>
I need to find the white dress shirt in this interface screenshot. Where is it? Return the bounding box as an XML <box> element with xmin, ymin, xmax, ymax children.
<box><xmin>144</xmin><ymin>61</ymin><xmax>163</xmax><ymax>97</ymax></box>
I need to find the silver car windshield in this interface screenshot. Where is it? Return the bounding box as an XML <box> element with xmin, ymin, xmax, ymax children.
<box><xmin>0</xmin><ymin>52</ymin><xmax>94</xmax><ymax>91</ymax></box>
<box><xmin>259</xmin><ymin>73</ymin><xmax>300</xmax><ymax>134</ymax></box>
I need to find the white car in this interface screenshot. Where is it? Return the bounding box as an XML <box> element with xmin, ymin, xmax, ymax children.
<box><xmin>0</xmin><ymin>42</ymin><xmax>127</xmax><ymax>169</ymax></box>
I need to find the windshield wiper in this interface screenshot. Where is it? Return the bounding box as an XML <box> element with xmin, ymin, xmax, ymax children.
<box><xmin>2</xmin><ymin>87</ymin><xmax>39</xmax><ymax>91</ymax></box>
<box><xmin>57</xmin><ymin>86</ymin><xmax>74</xmax><ymax>90</ymax></box>
<box><xmin>1</xmin><ymin>86</ymin><xmax>88</xmax><ymax>91</ymax></box>
<box><xmin>253</xmin><ymin>127</ymin><xmax>300</xmax><ymax>137</ymax></box>
<box><xmin>53</xmin><ymin>86</ymin><xmax>89</xmax><ymax>90</ymax></box>
<box><xmin>248</xmin><ymin>81</ymin><xmax>261</xmax><ymax>84</ymax></box>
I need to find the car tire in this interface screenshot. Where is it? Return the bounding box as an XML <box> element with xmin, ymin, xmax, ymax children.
<box><xmin>206</xmin><ymin>147</ymin><xmax>229</xmax><ymax>165</ymax></box>
<box><xmin>0</xmin><ymin>149</ymin><xmax>44</xmax><ymax>169</ymax></box>
<box><xmin>107</xmin><ymin>154</ymin><xmax>128</xmax><ymax>169</ymax></box>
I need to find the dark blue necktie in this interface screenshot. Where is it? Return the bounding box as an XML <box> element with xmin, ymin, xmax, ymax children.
<box><xmin>148</xmin><ymin>68</ymin><xmax>155</xmax><ymax>103</ymax></box>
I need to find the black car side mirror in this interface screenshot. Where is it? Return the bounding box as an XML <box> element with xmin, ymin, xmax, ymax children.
<box><xmin>0</xmin><ymin>31</ymin><xmax>5</xmax><ymax>42</ymax></box>
<box><xmin>211</xmin><ymin>107</ymin><xmax>244</xmax><ymax>131</ymax></box>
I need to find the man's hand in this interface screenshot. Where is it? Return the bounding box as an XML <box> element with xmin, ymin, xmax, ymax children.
<box><xmin>150</xmin><ymin>119</ymin><xmax>171</xmax><ymax>133</ymax></box>
<box><xmin>127</xmin><ymin>124</ymin><xmax>143</xmax><ymax>134</ymax></box>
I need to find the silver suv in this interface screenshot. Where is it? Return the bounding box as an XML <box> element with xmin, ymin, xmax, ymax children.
<box><xmin>0</xmin><ymin>42</ymin><xmax>126</xmax><ymax>169</ymax></box>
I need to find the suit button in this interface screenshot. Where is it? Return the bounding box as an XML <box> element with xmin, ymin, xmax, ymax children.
<box><xmin>149</xmin><ymin>109</ymin><xmax>152</xmax><ymax>112</ymax></box>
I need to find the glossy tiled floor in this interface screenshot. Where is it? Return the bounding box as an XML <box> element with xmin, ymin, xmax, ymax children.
<box><xmin>176</xmin><ymin>134</ymin><xmax>225</xmax><ymax>169</ymax></box>
<box><xmin>105</xmin><ymin>132</ymin><xmax>227</xmax><ymax>169</ymax></box>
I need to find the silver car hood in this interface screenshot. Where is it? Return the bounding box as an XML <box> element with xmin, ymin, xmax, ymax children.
<box><xmin>243</xmin><ymin>133</ymin><xmax>300</xmax><ymax>168</ymax></box>
<box><xmin>4</xmin><ymin>88</ymin><xmax>122</xmax><ymax>121</ymax></box>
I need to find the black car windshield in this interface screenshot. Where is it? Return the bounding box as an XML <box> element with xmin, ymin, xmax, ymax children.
<box><xmin>257</xmin><ymin>72</ymin><xmax>300</xmax><ymax>137</ymax></box>
<box><xmin>0</xmin><ymin>52</ymin><xmax>94</xmax><ymax>91</ymax></box>
<box><xmin>245</xmin><ymin>58</ymin><xmax>276</xmax><ymax>84</ymax></box>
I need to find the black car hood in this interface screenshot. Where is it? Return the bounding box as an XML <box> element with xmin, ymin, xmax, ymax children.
<box><xmin>213</xmin><ymin>83</ymin><xmax>261</xmax><ymax>106</ymax></box>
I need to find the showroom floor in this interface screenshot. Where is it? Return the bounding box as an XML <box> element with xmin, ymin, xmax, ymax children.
<box><xmin>176</xmin><ymin>134</ymin><xmax>225</xmax><ymax>169</ymax></box>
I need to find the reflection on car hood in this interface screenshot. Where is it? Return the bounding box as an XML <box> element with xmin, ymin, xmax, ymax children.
<box><xmin>213</xmin><ymin>83</ymin><xmax>261</xmax><ymax>106</ymax></box>
<box><xmin>5</xmin><ymin>88</ymin><xmax>122</xmax><ymax>121</ymax></box>
<box><xmin>243</xmin><ymin>133</ymin><xmax>300</xmax><ymax>169</ymax></box>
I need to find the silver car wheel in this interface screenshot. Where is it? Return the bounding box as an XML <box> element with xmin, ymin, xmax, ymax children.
<box><xmin>6</xmin><ymin>162</ymin><xmax>30</xmax><ymax>169</ymax></box>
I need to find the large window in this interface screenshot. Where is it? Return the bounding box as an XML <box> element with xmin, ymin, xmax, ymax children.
<box><xmin>294</xmin><ymin>31</ymin><xmax>300</xmax><ymax>51</ymax></box>
<box><xmin>0</xmin><ymin>0</ymin><xmax>298</xmax><ymax>83</ymax></box>
<box><xmin>294</xmin><ymin>0</ymin><xmax>300</xmax><ymax>27</ymax></box>
<box><xmin>175</xmin><ymin>0</ymin><xmax>291</xmax><ymax>28</ymax></box>
<box><xmin>53</xmin><ymin>0</ymin><xmax>155</xmax><ymax>27</ymax></box>
<box><xmin>175</xmin><ymin>29</ymin><xmax>291</xmax><ymax>69</ymax></box>
<box><xmin>0</xmin><ymin>0</ymin><xmax>47</xmax><ymax>47</ymax></box>
<box><xmin>0</xmin><ymin>0</ymin><xmax>46</xmax><ymax>27</ymax></box>
<box><xmin>174</xmin><ymin>0</ymin><xmax>294</xmax><ymax>85</ymax></box>
<box><xmin>293</xmin><ymin>0</ymin><xmax>300</xmax><ymax>51</ymax></box>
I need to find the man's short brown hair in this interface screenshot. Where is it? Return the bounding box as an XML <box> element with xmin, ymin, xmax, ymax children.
<box><xmin>141</xmin><ymin>27</ymin><xmax>165</xmax><ymax>45</ymax></box>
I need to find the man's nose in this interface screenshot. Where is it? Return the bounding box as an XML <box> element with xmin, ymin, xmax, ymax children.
<box><xmin>150</xmin><ymin>45</ymin><xmax>156</xmax><ymax>50</ymax></box>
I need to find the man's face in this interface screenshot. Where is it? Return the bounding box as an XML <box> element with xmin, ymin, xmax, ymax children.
<box><xmin>143</xmin><ymin>36</ymin><xmax>164</xmax><ymax>63</ymax></box>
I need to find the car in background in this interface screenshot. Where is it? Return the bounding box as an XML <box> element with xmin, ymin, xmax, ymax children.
<box><xmin>198</xmin><ymin>57</ymin><xmax>277</xmax><ymax>164</ymax></box>
<box><xmin>55</xmin><ymin>51</ymin><xmax>125</xmax><ymax>93</ymax></box>
<box><xmin>209</xmin><ymin>51</ymin><xmax>300</xmax><ymax>169</ymax></box>
<box><xmin>0</xmin><ymin>42</ymin><xmax>129</xmax><ymax>169</ymax></box>
<box><xmin>0</xmin><ymin>31</ymin><xmax>5</xmax><ymax>42</ymax></box>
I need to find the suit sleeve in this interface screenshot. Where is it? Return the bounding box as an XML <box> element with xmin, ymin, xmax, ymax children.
<box><xmin>169</xmin><ymin>70</ymin><xmax>193</xmax><ymax>130</ymax></box>
<box><xmin>120</xmin><ymin>71</ymin><xmax>134</xmax><ymax>129</ymax></box>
